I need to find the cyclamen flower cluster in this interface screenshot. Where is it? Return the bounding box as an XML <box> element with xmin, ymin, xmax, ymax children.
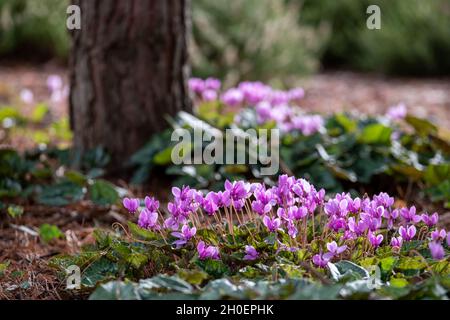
<box><xmin>188</xmin><ymin>78</ymin><xmax>324</xmax><ymax>136</ymax></box>
<box><xmin>123</xmin><ymin>175</ymin><xmax>448</xmax><ymax>265</ymax></box>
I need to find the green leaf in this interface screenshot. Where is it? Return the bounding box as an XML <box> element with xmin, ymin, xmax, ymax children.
<box><xmin>397</xmin><ymin>257</ymin><xmax>427</xmax><ymax>271</ymax></box>
<box><xmin>30</xmin><ymin>103</ymin><xmax>49</xmax><ymax>123</ymax></box>
<box><xmin>405</xmin><ymin>115</ymin><xmax>437</xmax><ymax>136</ymax></box>
<box><xmin>424</xmin><ymin>164</ymin><xmax>450</xmax><ymax>186</ymax></box>
<box><xmin>82</xmin><ymin>257</ymin><xmax>119</xmax><ymax>287</ymax></box>
<box><xmin>196</xmin><ymin>259</ymin><xmax>230</xmax><ymax>278</ymax></box>
<box><xmin>65</xmin><ymin>170</ymin><xmax>87</xmax><ymax>186</ymax></box>
<box><xmin>127</xmin><ymin>222</ymin><xmax>159</xmax><ymax>241</ymax></box>
<box><xmin>329</xmin><ymin>260</ymin><xmax>369</xmax><ymax>282</ymax></box>
<box><xmin>0</xmin><ymin>260</ymin><xmax>10</xmax><ymax>277</ymax></box>
<box><xmin>380</xmin><ymin>256</ymin><xmax>398</xmax><ymax>273</ymax></box>
<box><xmin>335</xmin><ymin>113</ymin><xmax>357</xmax><ymax>132</ymax></box>
<box><xmin>7</xmin><ymin>205</ymin><xmax>24</xmax><ymax>218</ymax></box>
<box><xmin>89</xmin><ymin>281</ymin><xmax>139</xmax><ymax>300</ymax></box>
<box><xmin>390</xmin><ymin>277</ymin><xmax>409</xmax><ymax>288</ymax></box>
<box><xmin>89</xmin><ymin>180</ymin><xmax>119</xmax><ymax>206</ymax></box>
<box><xmin>37</xmin><ymin>181</ymin><xmax>84</xmax><ymax>206</ymax></box>
<box><xmin>39</xmin><ymin>224</ymin><xmax>64</xmax><ymax>243</ymax></box>
<box><xmin>177</xmin><ymin>269</ymin><xmax>209</xmax><ymax>285</ymax></box>
<box><xmin>153</xmin><ymin>146</ymin><xmax>176</xmax><ymax>165</ymax></box>
<box><xmin>358</xmin><ymin>124</ymin><xmax>392</xmax><ymax>145</ymax></box>
<box><xmin>127</xmin><ymin>252</ymin><xmax>148</xmax><ymax>269</ymax></box>
<box><xmin>139</xmin><ymin>275</ymin><xmax>194</xmax><ymax>294</ymax></box>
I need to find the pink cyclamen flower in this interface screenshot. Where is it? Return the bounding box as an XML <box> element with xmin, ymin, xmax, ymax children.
<box><xmin>171</xmin><ymin>224</ymin><xmax>197</xmax><ymax>248</ymax></box>
<box><xmin>323</xmin><ymin>241</ymin><xmax>347</xmax><ymax>260</ymax></box>
<box><xmin>20</xmin><ymin>89</ymin><xmax>34</xmax><ymax>104</ymax></box>
<box><xmin>138</xmin><ymin>208</ymin><xmax>159</xmax><ymax>230</ymax></box>
<box><xmin>312</xmin><ymin>253</ymin><xmax>329</xmax><ymax>268</ymax></box>
<box><xmin>204</xmin><ymin>77</ymin><xmax>221</xmax><ymax>91</ymax></box>
<box><xmin>288</xmin><ymin>87</ymin><xmax>305</xmax><ymax>103</ymax></box>
<box><xmin>386</xmin><ymin>103</ymin><xmax>407</xmax><ymax>120</ymax></box>
<box><xmin>421</xmin><ymin>212</ymin><xmax>438</xmax><ymax>227</ymax></box>
<box><xmin>400</xmin><ymin>206</ymin><xmax>421</xmax><ymax>224</ymax></box>
<box><xmin>431</xmin><ymin>229</ymin><xmax>447</xmax><ymax>242</ymax></box>
<box><xmin>243</xmin><ymin>245</ymin><xmax>259</xmax><ymax>261</ymax></box>
<box><xmin>202</xmin><ymin>192</ymin><xmax>220</xmax><ymax>215</ymax></box>
<box><xmin>47</xmin><ymin>75</ymin><xmax>63</xmax><ymax>92</ymax></box>
<box><xmin>202</xmin><ymin>89</ymin><xmax>218</xmax><ymax>102</ymax></box>
<box><xmin>263</xmin><ymin>216</ymin><xmax>282</xmax><ymax>233</ymax></box>
<box><xmin>144</xmin><ymin>196</ymin><xmax>159</xmax><ymax>212</ymax></box>
<box><xmin>123</xmin><ymin>198</ymin><xmax>140</xmax><ymax>214</ymax></box>
<box><xmin>288</xmin><ymin>205</ymin><xmax>308</xmax><ymax>221</ymax></box>
<box><xmin>390</xmin><ymin>236</ymin><xmax>403</xmax><ymax>250</ymax></box>
<box><xmin>429</xmin><ymin>242</ymin><xmax>445</xmax><ymax>260</ymax></box>
<box><xmin>197</xmin><ymin>241</ymin><xmax>220</xmax><ymax>260</ymax></box>
<box><xmin>399</xmin><ymin>225</ymin><xmax>416</xmax><ymax>241</ymax></box>
<box><xmin>221</xmin><ymin>88</ymin><xmax>244</xmax><ymax>107</ymax></box>
<box><xmin>188</xmin><ymin>78</ymin><xmax>205</xmax><ymax>94</ymax></box>
<box><xmin>368</xmin><ymin>232</ymin><xmax>384</xmax><ymax>248</ymax></box>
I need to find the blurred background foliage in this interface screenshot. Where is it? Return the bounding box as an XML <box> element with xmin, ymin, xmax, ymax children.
<box><xmin>0</xmin><ymin>0</ymin><xmax>69</xmax><ymax>60</ymax></box>
<box><xmin>0</xmin><ymin>0</ymin><xmax>449</xmax><ymax>77</ymax></box>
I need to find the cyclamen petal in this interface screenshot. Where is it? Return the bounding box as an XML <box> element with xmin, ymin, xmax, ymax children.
<box><xmin>429</xmin><ymin>242</ymin><xmax>445</xmax><ymax>260</ymax></box>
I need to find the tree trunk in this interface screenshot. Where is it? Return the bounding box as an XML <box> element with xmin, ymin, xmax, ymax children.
<box><xmin>69</xmin><ymin>0</ymin><xmax>191</xmax><ymax>174</ymax></box>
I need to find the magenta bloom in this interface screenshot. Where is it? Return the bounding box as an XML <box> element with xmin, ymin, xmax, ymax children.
<box><xmin>263</xmin><ymin>216</ymin><xmax>282</xmax><ymax>233</ymax></box>
<box><xmin>138</xmin><ymin>208</ymin><xmax>159</xmax><ymax>230</ymax></box>
<box><xmin>291</xmin><ymin>115</ymin><xmax>324</xmax><ymax>136</ymax></box>
<box><xmin>225</xmin><ymin>180</ymin><xmax>250</xmax><ymax>201</ymax></box>
<box><xmin>252</xmin><ymin>185</ymin><xmax>276</xmax><ymax>215</ymax></box>
<box><xmin>123</xmin><ymin>198</ymin><xmax>140</xmax><ymax>214</ymax></box>
<box><xmin>429</xmin><ymin>242</ymin><xmax>445</xmax><ymax>260</ymax></box>
<box><xmin>188</xmin><ymin>78</ymin><xmax>205</xmax><ymax>94</ymax></box>
<box><xmin>421</xmin><ymin>212</ymin><xmax>438</xmax><ymax>227</ymax></box>
<box><xmin>399</xmin><ymin>225</ymin><xmax>416</xmax><ymax>241</ymax></box>
<box><xmin>144</xmin><ymin>196</ymin><xmax>159</xmax><ymax>212</ymax></box>
<box><xmin>204</xmin><ymin>77</ymin><xmax>221</xmax><ymax>91</ymax></box>
<box><xmin>373</xmin><ymin>192</ymin><xmax>395</xmax><ymax>208</ymax></box>
<box><xmin>202</xmin><ymin>89</ymin><xmax>218</xmax><ymax>102</ymax></box>
<box><xmin>386</xmin><ymin>103</ymin><xmax>407</xmax><ymax>120</ymax></box>
<box><xmin>255</xmin><ymin>102</ymin><xmax>273</xmax><ymax>124</ymax></box>
<box><xmin>288</xmin><ymin>87</ymin><xmax>305</xmax><ymax>103</ymax></box>
<box><xmin>243</xmin><ymin>245</ymin><xmax>259</xmax><ymax>261</ymax></box>
<box><xmin>323</xmin><ymin>241</ymin><xmax>347</xmax><ymax>260</ymax></box>
<box><xmin>390</xmin><ymin>236</ymin><xmax>403</xmax><ymax>250</ymax></box>
<box><xmin>431</xmin><ymin>229</ymin><xmax>447</xmax><ymax>242</ymax></box>
<box><xmin>20</xmin><ymin>89</ymin><xmax>34</xmax><ymax>104</ymax></box>
<box><xmin>400</xmin><ymin>206</ymin><xmax>421</xmax><ymax>224</ymax></box>
<box><xmin>202</xmin><ymin>192</ymin><xmax>220</xmax><ymax>215</ymax></box>
<box><xmin>347</xmin><ymin>217</ymin><xmax>367</xmax><ymax>236</ymax></box>
<box><xmin>197</xmin><ymin>241</ymin><xmax>220</xmax><ymax>260</ymax></box>
<box><xmin>368</xmin><ymin>232</ymin><xmax>384</xmax><ymax>248</ymax></box>
<box><xmin>47</xmin><ymin>75</ymin><xmax>63</xmax><ymax>92</ymax></box>
<box><xmin>172</xmin><ymin>225</ymin><xmax>197</xmax><ymax>248</ymax></box>
<box><xmin>312</xmin><ymin>253</ymin><xmax>329</xmax><ymax>268</ymax></box>
<box><xmin>288</xmin><ymin>205</ymin><xmax>308</xmax><ymax>221</ymax></box>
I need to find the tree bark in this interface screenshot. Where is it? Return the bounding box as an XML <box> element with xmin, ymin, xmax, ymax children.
<box><xmin>69</xmin><ymin>0</ymin><xmax>191</xmax><ymax>174</ymax></box>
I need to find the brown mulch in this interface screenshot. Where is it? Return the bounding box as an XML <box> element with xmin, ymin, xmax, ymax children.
<box><xmin>298</xmin><ymin>71</ymin><xmax>450</xmax><ymax>129</ymax></box>
<box><xmin>0</xmin><ymin>202</ymin><xmax>127</xmax><ymax>300</ymax></box>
